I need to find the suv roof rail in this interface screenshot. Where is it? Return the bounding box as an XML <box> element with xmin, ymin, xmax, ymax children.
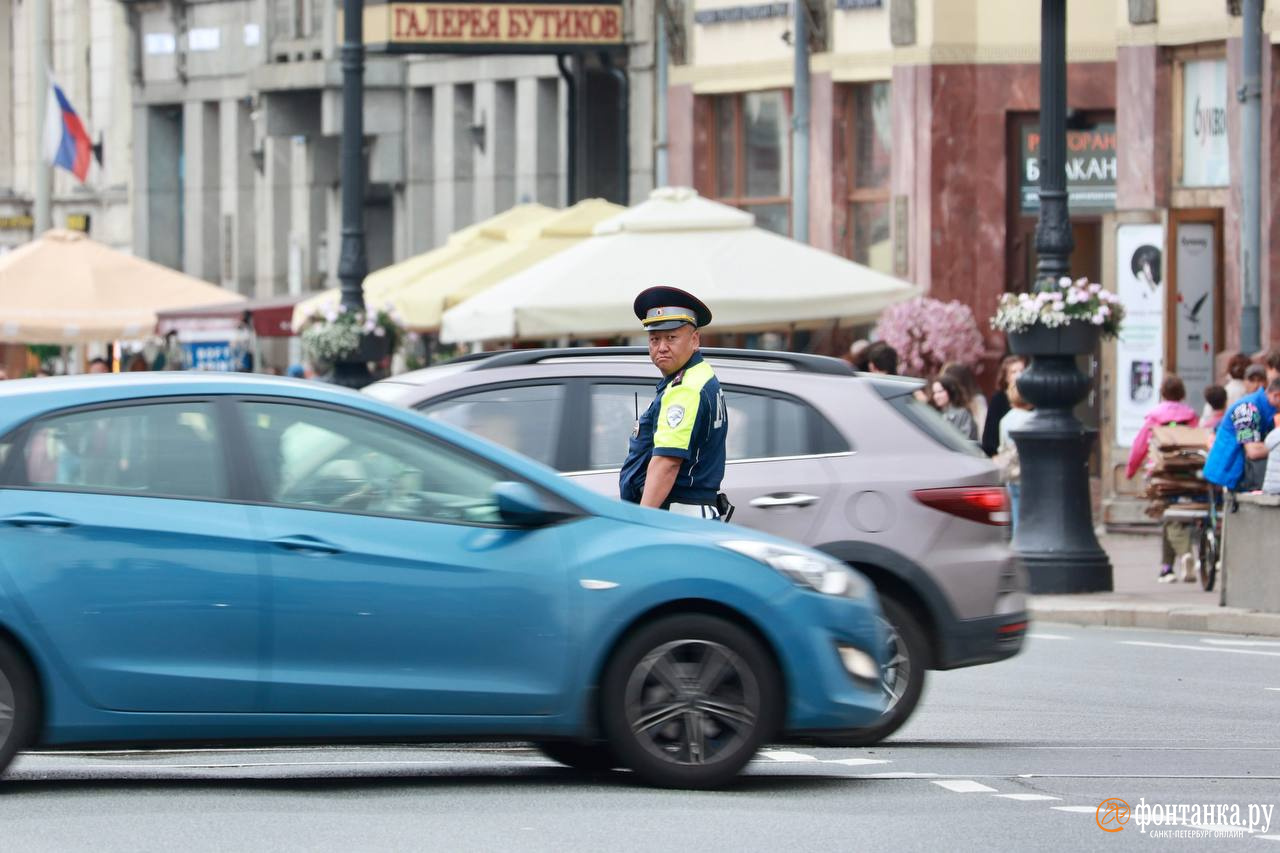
<box><xmin>460</xmin><ymin>346</ymin><xmax>857</xmax><ymax>376</ymax></box>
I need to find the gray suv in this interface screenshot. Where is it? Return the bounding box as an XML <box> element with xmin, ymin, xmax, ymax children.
<box><xmin>367</xmin><ymin>347</ymin><xmax>1028</xmax><ymax>743</ymax></box>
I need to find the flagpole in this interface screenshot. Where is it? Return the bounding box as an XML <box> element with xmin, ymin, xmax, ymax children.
<box><xmin>33</xmin><ymin>0</ymin><xmax>51</xmax><ymax>235</ymax></box>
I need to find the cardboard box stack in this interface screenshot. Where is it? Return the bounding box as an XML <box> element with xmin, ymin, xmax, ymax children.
<box><xmin>1143</xmin><ymin>424</ymin><xmax>1215</xmax><ymax>519</ymax></box>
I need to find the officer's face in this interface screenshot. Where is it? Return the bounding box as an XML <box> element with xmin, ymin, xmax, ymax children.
<box><xmin>648</xmin><ymin>325</ymin><xmax>699</xmax><ymax>376</ymax></box>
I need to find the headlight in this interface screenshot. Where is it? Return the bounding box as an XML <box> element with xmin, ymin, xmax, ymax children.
<box><xmin>720</xmin><ymin>540</ymin><xmax>870</xmax><ymax>599</ymax></box>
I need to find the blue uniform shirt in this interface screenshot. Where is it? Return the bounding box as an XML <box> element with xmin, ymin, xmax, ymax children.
<box><xmin>619</xmin><ymin>351</ymin><xmax>728</xmax><ymax>505</ymax></box>
<box><xmin>1203</xmin><ymin>388</ymin><xmax>1277</xmax><ymax>490</ymax></box>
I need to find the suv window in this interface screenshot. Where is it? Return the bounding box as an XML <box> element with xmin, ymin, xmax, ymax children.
<box><xmin>14</xmin><ymin>402</ymin><xmax>226</xmax><ymax>499</ymax></box>
<box><xmin>418</xmin><ymin>384</ymin><xmax>565</xmax><ymax>467</ymax></box>
<box><xmin>239</xmin><ymin>401</ymin><xmax>511</xmax><ymax>525</ymax></box>
<box><xmin>588</xmin><ymin>382</ymin><xmax>847</xmax><ymax>468</ymax></box>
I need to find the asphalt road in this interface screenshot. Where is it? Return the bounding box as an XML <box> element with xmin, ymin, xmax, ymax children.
<box><xmin>3</xmin><ymin>623</ymin><xmax>1279</xmax><ymax>852</ymax></box>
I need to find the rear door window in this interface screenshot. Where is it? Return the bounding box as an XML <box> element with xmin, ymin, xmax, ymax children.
<box><xmin>10</xmin><ymin>401</ymin><xmax>227</xmax><ymax>500</ymax></box>
<box><xmin>417</xmin><ymin>383</ymin><xmax>566</xmax><ymax>467</ymax></box>
<box><xmin>588</xmin><ymin>382</ymin><xmax>847</xmax><ymax>467</ymax></box>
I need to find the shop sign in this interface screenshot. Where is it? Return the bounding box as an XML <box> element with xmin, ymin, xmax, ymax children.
<box><xmin>66</xmin><ymin>213</ymin><xmax>91</xmax><ymax>233</ymax></box>
<box><xmin>364</xmin><ymin>0</ymin><xmax>623</xmax><ymax>52</ymax></box>
<box><xmin>1181</xmin><ymin>59</ymin><xmax>1229</xmax><ymax>187</ymax></box>
<box><xmin>694</xmin><ymin>3</ymin><xmax>788</xmax><ymax>25</ymax></box>
<box><xmin>0</xmin><ymin>215</ymin><xmax>34</xmax><ymax>231</ymax></box>
<box><xmin>1020</xmin><ymin>123</ymin><xmax>1117</xmax><ymax>212</ymax></box>
<box><xmin>1114</xmin><ymin>222</ymin><xmax>1165</xmax><ymax>447</ymax></box>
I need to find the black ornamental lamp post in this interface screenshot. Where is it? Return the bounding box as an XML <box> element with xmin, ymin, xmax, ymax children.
<box><xmin>1007</xmin><ymin>0</ymin><xmax>1113</xmax><ymax>593</ymax></box>
<box><xmin>332</xmin><ymin>0</ymin><xmax>373</xmax><ymax>389</ymax></box>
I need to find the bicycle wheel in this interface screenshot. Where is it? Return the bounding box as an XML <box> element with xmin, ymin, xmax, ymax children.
<box><xmin>1197</xmin><ymin>521</ymin><xmax>1218</xmax><ymax>592</ymax></box>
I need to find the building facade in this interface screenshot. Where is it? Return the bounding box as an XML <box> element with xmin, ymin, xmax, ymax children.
<box><xmin>124</xmin><ymin>0</ymin><xmax>656</xmax><ymax>310</ymax></box>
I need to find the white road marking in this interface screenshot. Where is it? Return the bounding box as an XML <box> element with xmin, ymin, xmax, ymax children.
<box><xmin>1052</xmin><ymin>807</ymin><xmax>1099</xmax><ymax>814</ymax></box>
<box><xmin>995</xmin><ymin>794</ymin><xmax>1062</xmax><ymax>801</ymax></box>
<box><xmin>1256</xmin><ymin>835</ymin><xmax>1280</xmax><ymax>841</ymax></box>
<box><xmin>932</xmin><ymin>780</ymin><xmax>997</xmax><ymax>793</ymax></box>
<box><xmin>822</xmin><ymin>758</ymin><xmax>891</xmax><ymax>767</ymax></box>
<box><xmin>1267</xmin><ymin>688</ymin><xmax>1280</xmax><ymax>692</ymax></box>
<box><xmin>1201</xmin><ymin>639</ymin><xmax>1280</xmax><ymax>648</ymax></box>
<box><xmin>1121</xmin><ymin>641</ymin><xmax>1280</xmax><ymax>658</ymax></box>
<box><xmin>860</xmin><ymin>772</ymin><xmax>939</xmax><ymax>778</ymax></box>
<box><xmin>758</xmin><ymin>750</ymin><xmax>820</xmax><ymax>763</ymax></box>
<box><xmin>1027</xmin><ymin>633</ymin><xmax>1073</xmax><ymax>640</ymax></box>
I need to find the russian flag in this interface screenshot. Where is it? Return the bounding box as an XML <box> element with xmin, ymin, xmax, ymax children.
<box><xmin>42</xmin><ymin>81</ymin><xmax>93</xmax><ymax>182</ymax></box>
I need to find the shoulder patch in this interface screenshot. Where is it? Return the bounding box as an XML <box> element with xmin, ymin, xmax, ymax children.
<box><xmin>666</xmin><ymin>404</ymin><xmax>685</xmax><ymax>428</ymax></box>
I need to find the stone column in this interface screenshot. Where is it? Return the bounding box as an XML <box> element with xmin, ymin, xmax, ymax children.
<box><xmin>405</xmin><ymin>87</ymin><xmax>434</xmax><ymax>254</ymax></box>
<box><xmin>472</xmin><ymin>80</ymin><xmax>497</xmax><ymax>221</ymax></box>
<box><xmin>220</xmin><ymin>98</ymin><xmax>257</xmax><ymax>296</ymax></box>
<box><xmin>255</xmin><ymin>135</ymin><xmax>291</xmax><ymax>299</ymax></box>
<box><xmin>183</xmin><ymin>101</ymin><xmax>222</xmax><ymax>282</ymax></box>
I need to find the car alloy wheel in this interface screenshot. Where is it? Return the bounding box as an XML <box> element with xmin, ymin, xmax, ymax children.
<box><xmin>602</xmin><ymin>615</ymin><xmax>781</xmax><ymax>789</ymax></box>
<box><xmin>0</xmin><ymin>640</ymin><xmax>38</xmax><ymax>778</ymax></box>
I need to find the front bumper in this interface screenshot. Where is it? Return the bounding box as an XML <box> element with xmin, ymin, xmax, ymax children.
<box><xmin>767</xmin><ymin>587</ymin><xmax>889</xmax><ymax>734</ymax></box>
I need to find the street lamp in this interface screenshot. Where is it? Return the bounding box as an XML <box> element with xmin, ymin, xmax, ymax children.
<box><xmin>333</xmin><ymin>0</ymin><xmax>371</xmax><ymax>388</ymax></box>
<box><xmin>1008</xmin><ymin>0</ymin><xmax>1113</xmax><ymax>593</ymax></box>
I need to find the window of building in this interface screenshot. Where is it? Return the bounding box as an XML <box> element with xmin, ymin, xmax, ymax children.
<box><xmin>709</xmin><ymin>91</ymin><xmax>792</xmax><ymax>236</ymax></box>
<box><xmin>845</xmin><ymin>82</ymin><xmax>892</xmax><ymax>272</ymax></box>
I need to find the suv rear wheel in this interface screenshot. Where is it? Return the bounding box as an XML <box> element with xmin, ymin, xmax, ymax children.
<box><xmin>815</xmin><ymin>596</ymin><xmax>927</xmax><ymax>746</ymax></box>
<box><xmin>601</xmin><ymin>614</ymin><xmax>781</xmax><ymax>789</ymax></box>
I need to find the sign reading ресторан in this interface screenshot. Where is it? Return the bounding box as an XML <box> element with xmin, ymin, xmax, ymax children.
<box><xmin>362</xmin><ymin>0</ymin><xmax>624</xmax><ymax>53</ymax></box>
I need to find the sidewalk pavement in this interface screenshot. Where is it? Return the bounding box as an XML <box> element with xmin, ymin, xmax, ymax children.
<box><xmin>1028</xmin><ymin>531</ymin><xmax>1280</xmax><ymax>637</ymax></box>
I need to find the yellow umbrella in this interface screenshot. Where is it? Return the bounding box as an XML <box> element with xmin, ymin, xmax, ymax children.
<box><xmin>392</xmin><ymin>199</ymin><xmax>625</xmax><ymax>331</ymax></box>
<box><xmin>292</xmin><ymin>203</ymin><xmax>557</xmax><ymax>329</ymax></box>
<box><xmin>0</xmin><ymin>229</ymin><xmax>243</xmax><ymax>345</ymax></box>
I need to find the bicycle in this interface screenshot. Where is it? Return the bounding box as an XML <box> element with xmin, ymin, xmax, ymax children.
<box><xmin>1162</xmin><ymin>486</ymin><xmax>1226</xmax><ymax>591</ymax></box>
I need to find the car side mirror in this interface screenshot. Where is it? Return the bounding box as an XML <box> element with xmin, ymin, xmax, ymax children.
<box><xmin>492</xmin><ymin>481</ymin><xmax>575</xmax><ymax>527</ymax></box>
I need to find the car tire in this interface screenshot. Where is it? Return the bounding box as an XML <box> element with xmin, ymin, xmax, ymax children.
<box><xmin>601</xmin><ymin>614</ymin><xmax>781</xmax><ymax>789</ymax></box>
<box><xmin>0</xmin><ymin>639</ymin><xmax>39</xmax><ymax>778</ymax></box>
<box><xmin>534</xmin><ymin>740</ymin><xmax>621</xmax><ymax>772</ymax></box>
<box><xmin>814</xmin><ymin>596</ymin><xmax>928</xmax><ymax>747</ymax></box>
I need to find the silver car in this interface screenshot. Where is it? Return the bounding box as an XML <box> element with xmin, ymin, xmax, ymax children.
<box><xmin>367</xmin><ymin>347</ymin><xmax>1028</xmax><ymax>743</ymax></box>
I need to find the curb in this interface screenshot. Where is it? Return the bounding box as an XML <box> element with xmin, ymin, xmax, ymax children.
<box><xmin>1029</xmin><ymin>602</ymin><xmax>1280</xmax><ymax>638</ymax></box>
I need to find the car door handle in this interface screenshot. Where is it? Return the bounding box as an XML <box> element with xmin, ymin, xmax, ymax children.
<box><xmin>749</xmin><ymin>493</ymin><xmax>820</xmax><ymax>508</ymax></box>
<box><xmin>1</xmin><ymin>512</ymin><xmax>76</xmax><ymax>529</ymax></box>
<box><xmin>270</xmin><ymin>535</ymin><xmax>345</xmax><ymax>556</ymax></box>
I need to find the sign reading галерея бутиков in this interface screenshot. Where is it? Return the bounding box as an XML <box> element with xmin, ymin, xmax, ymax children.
<box><xmin>361</xmin><ymin>0</ymin><xmax>624</xmax><ymax>53</ymax></box>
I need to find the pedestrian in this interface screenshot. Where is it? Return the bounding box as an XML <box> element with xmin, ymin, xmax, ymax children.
<box><xmin>1203</xmin><ymin>378</ymin><xmax>1280</xmax><ymax>494</ymax></box>
<box><xmin>929</xmin><ymin>374</ymin><xmax>978</xmax><ymax>441</ymax></box>
<box><xmin>1266</xmin><ymin>348</ymin><xmax>1280</xmax><ymax>384</ymax></box>
<box><xmin>0</xmin><ymin>368</ymin><xmax>7</xmax><ymax>381</ymax></box>
<box><xmin>1243</xmin><ymin>363</ymin><xmax>1267</xmax><ymax>396</ymax></box>
<box><xmin>1201</xmin><ymin>384</ymin><xmax>1227</xmax><ymax>431</ymax></box>
<box><xmin>1263</xmin><ymin>413</ymin><xmax>1280</xmax><ymax>495</ymax></box>
<box><xmin>618</xmin><ymin>286</ymin><xmax>731</xmax><ymax>520</ymax></box>
<box><xmin>1125</xmin><ymin>374</ymin><xmax>1199</xmax><ymax>480</ymax></box>
<box><xmin>981</xmin><ymin>355</ymin><xmax>1027</xmax><ymax>457</ymax></box>
<box><xmin>847</xmin><ymin>339</ymin><xmax>871</xmax><ymax>371</ymax></box>
<box><xmin>942</xmin><ymin>361</ymin><xmax>987</xmax><ymax>434</ymax></box>
<box><xmin>1124</xmin><ymin>375</ymin><xmax>1200</xmax><ymax>583</ymax></box>
<box><xmin>1223</xmin><ymin>353</ymin><xmax>1251</xmax><ymax>406</ymax></box>
<box><xmin>126</xmin><ymin>353</ymin><xmax>150</xmax><ymax>372</ymax></box>
<box><xmin>152</xmin><ymin>331</ymin><xmax>186</xmax><ymax>371</ymax></box>
<box><xmin>995</xmin><ymin>375</ymin><xmax>1034</xmax><ymax>534</ymax></box>
<box><xmin>87</xmin><ymin>357</ymin><xmax>109</xmax><ymax>374</ymax></box>
<box><xmin>864</xmin><ymin>341</ymin><xmax>899</xmax><ymax>375</ymax></box>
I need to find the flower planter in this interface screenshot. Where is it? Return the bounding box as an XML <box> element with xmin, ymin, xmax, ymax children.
<box><xmin>1007</xmin><ymin>323</ymin><xmax>1100</xmax><ymax>357</ymax></box>
<box><xmin>350</xmin><ymin>332</ymin><xmax>392</xmax><ymax>363</ymax></box>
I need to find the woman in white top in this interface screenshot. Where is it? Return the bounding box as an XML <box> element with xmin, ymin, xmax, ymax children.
<box><xmin>996</xmin><ymin>363</ymin><xmax>1034</xmax><ymax>534</ymax></box>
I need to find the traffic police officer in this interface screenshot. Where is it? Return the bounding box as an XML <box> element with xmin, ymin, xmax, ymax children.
<box><xmin>619</xmin><ymin>286</ymin><xmax>730</xmax><ymax>519</ymax></box>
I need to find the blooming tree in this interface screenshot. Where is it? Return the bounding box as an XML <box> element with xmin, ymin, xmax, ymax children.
<box><xmin>873</xmin><ymin>296</ymin><xmax>986</xmax><ymax>378</ymax></box>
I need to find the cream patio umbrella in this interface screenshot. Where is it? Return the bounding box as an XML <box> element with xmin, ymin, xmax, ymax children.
<box><xmin>439</xmin><ymin>187</ymin><xmax>922</xmax><ymax>344</ymax></box>
<box><xmin>388</xmin><ymin>198</ymin><xmax>624</xmax><ymax>331</ymax></box>
<box><xmin>291</xmin><ymin>203</ymin><xmax>557</xmax><ymax>330</ymax></box>
<box><xmin>0</xmin><ymin>229</ymin><xmax>243</xmax><ymax>345</ymax></box>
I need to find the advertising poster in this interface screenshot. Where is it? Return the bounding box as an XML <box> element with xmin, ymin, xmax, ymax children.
<box><xmin>1182</xmin><ymin>59</ymin><xmax>1230</xmax><ymax>187</ymax></box>
<box><xmin>1174</xmin><ymin>223</ymin><xmax>1217</xmax><ymax>414</ymax></box>
<box><xmin>1115</xmin><ymin>223</ymin><xmax>1165</xmax><ymax>447</ymax></box>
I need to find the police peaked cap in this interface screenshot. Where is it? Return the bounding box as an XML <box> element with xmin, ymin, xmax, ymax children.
<box><xmin>634</xmin><ymin>286</ymin><xmax>713</xmax><ymax>331</ymax></box>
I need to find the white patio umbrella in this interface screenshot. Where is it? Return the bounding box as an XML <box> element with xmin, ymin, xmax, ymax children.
<box><xmin>439</xmin><ymin>187</ymin><xmax>920</xmax><ymax>344</ymax></box>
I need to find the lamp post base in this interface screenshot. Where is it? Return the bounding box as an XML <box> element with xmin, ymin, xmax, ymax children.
<box><xmin>1019</xmin><ymin>549</ymin><xmax>1113</xmax><ymax>595</ymax></box>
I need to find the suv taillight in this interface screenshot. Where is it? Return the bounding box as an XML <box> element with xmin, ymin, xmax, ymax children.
<box><xmin>912</xmin><ymin>487</ymin><xmax>1010</xmax><ymax>526</ymax></box>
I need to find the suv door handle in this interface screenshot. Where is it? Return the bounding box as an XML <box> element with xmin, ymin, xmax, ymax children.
<box><xmin>749</xmin><ymin>493</ymin><xmax>820</xmax><ymax>508</ymax></box>
<box><xmin>270</xmin><ymin>535</ymin><xmax>344</xmax><ymax>556</ymax></box>
<box><xmin>2</xmin><ymin>512</ymin><xmax>76</xmax><ymax>529</ymax></box>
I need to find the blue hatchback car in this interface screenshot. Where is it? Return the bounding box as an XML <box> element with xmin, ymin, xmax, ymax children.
<box><xmin>0</xmin><ymin>374</ymin><xmax>885</xmax><ymax>788</ymax></box>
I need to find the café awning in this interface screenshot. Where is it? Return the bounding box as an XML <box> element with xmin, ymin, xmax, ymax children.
<box><xmin>0</xmin><ymin>229</ymin><xmax>243</xmax><ymax>345</ymax></box>
<box><xmin>156</xmin><ymin>294</ymin><xmax>309</xmax><ymax>338</ymax></box>
<box><xmin>439</xmin><ymin>188</ymin><xmax>921</xmax><ymax>343</ymax></box>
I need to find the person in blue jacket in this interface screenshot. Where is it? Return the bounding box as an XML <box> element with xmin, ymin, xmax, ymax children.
<box><xmin>1203</xmin><ymin>379</ymin><xmax>1280</xmax><ymax>492</ymax></box>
